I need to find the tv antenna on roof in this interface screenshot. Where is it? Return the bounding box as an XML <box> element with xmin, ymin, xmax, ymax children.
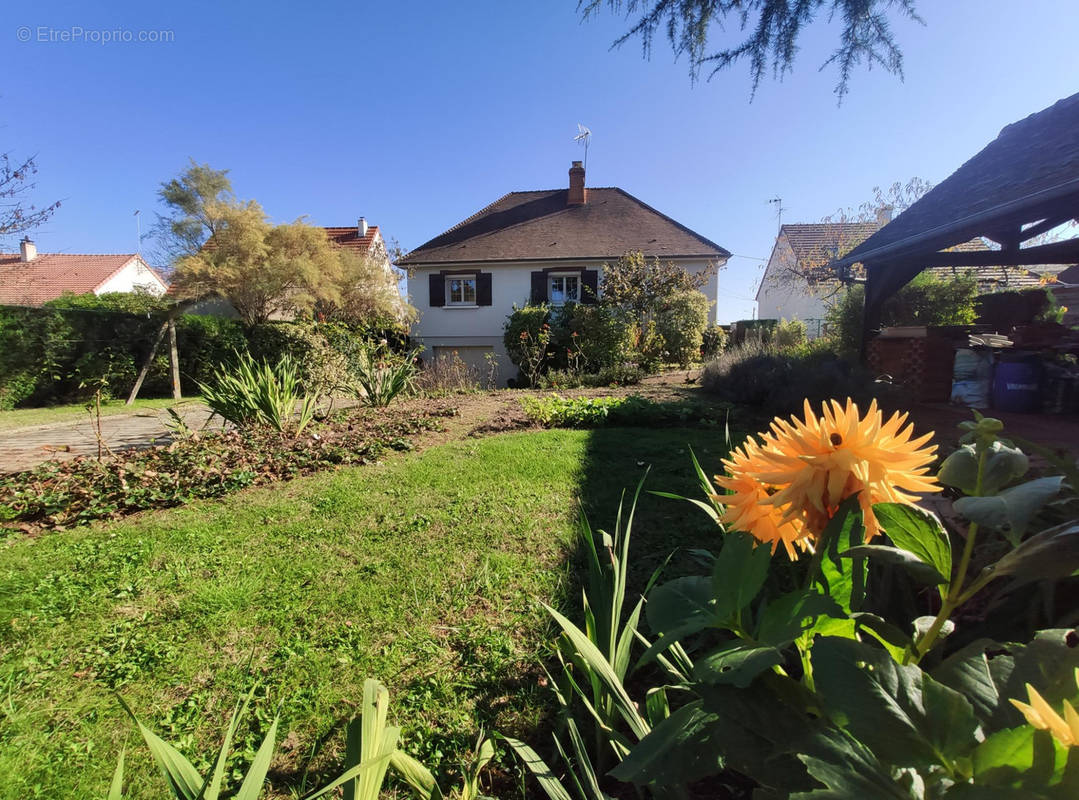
<box><xmin>767</xmin><ymin>197</ymin><xmax>784</xmax><ymax>233</ymax></box>
<box><xmin>134</xmin><ymin>210</ymin><xmax>141</xmax><ymax>257</ymax></box>
<box><xmin>574</xmin><ymin>124</ymin><xmax>592</xmax><ymax>169</ymax></box>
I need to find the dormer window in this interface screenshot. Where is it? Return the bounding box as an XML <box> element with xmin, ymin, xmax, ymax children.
<box><xmin>447</xmin><ymin>274</ymin><xmax>477</xmax><ymax>306</ymax></box>
<box><xmin>549</xmin><ymin>273</ymin><xmax>580</xmax><ymax>305</ymax></box>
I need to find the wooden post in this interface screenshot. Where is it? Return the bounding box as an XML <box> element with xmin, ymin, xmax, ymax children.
<box><xmin>168</xmin><ymin>317</ymin><xmax>182</xmax><ymax>400</ymax></box>
<box><xmin>126</xmin><ymin>319</ymin><xmax>169</xmax><ymax>405</ymax></box>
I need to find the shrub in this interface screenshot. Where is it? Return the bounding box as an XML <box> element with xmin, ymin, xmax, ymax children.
<box><xmin>700</xmin><ymin>339</ymin><xmax>879</xmax><ymax>419</ymax></box>
<box><xmin>349</xmin><ymin>341</ymin><xmax>419</xmax><ymax>407</ymax></box>
<box><xmin>198</xmin><ymin>351</ymin><xmax>316</xmax><ymax>434</ymax></box>
<box><xmin>415</xmin><ymin>351</ymin><xmax>484</xmax><ymax>394</ymax></box>
<box><xmin>521</xmin><ymin>394</ymin><xmax>727</xmax><ymax>428</ymax></box>
<box><xmin>700</xmin><ymin>324</ymin><xmax>728</xmax><ymax>358</ymax></box>
<box><xmin>248</xmin><ymin>321</ymin><xmax>353</xmax><ymax>397</ymax></box>
<box><xmin>654</xmin><ymin>289</ymin><xmax>711</xmax><ymax>367</ymax></box>
<box><xmin>567</xmin><ymin>303</ymin><xmax>634</xmax><ymax>370</ymax></box>
<box><xmin>773</xmin><ymin>317</ymin><xmax>807</xmax><ymax>349</ymax></box>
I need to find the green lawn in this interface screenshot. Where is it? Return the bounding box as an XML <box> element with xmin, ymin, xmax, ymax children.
<box><xmin>0</xmin><ymin>426</ymin><xmax>730</xmax><ymax>799</ymax></box>
<box><xmin>0</xmin><ymin>397</ymin><xmax>202</xmax><ymax>431</ymax></box>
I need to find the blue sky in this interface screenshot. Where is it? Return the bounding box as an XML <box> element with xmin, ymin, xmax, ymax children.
<box><xmin>3</xmin><ymin>0</ymin><xmax>1077</xmax><ymax>322</ymax></box>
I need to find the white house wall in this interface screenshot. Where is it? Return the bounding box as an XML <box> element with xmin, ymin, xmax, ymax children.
<box><xmin>756</xmin><ymin>237</ymin><xmax>832</xmax><ymax>338</ymax></box>
<box><xmin>408</xmin><ymin>257</ymin><xmax>724</xmax><ymax>386</ymax></box>
<box><xmin>95</xmin><ymin>259</ymin><xmax>168</xmax><ymax>296</ymax></box>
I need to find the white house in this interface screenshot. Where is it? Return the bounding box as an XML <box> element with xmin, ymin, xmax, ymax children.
<box><xmin>0</xmin><ymin>237</ymin><xmax>168</xmax><ymax>306</ymax></box>
<box><xmin>400</xmin><ymin>162</ymin><xmax>729</xmax><ymax>384</ymax></box>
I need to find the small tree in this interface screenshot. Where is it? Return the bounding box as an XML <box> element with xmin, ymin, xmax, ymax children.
<box><xmin>655</xmin><ymin>289</ymin><xmax>711</xmax><ymax>367</ymax></box>
<box><xmin>171</xmin><ymin>201</ymin><xmax>341</xmax><ymax>327</ymax></box>
<box><xmin>151</xmin><ymin>160</ymin><xmax>233</xmax><ymax>263</ymax></box>
<box><xmin>315</xmin><ymin>248</ymin><xmax>415</xmax><ymax>329</ymax></box>
<box><xmin>602</xmin><ymin>251</ymin><xmax>715</xmax><ymax>323</ymax></box>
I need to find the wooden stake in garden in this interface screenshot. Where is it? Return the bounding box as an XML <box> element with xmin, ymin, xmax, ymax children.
<box><xmin>125</xmin><ymin>319</ymin><xmax>169</xmax><ymax>405</ymax></box>
<box><xmin>168</xmin><ymin>317</ymin><xmax>182</xmax><ymax>400</ymax></box>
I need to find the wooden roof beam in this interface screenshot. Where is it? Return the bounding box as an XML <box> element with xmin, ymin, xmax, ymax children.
<box><xmin>918</xmin><ymin>237</ymin><xmax>1079</xmax><ymax>268</ymax></box>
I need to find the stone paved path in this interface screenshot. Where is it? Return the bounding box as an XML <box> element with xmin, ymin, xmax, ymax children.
<box><xmin>0</xmin><ymin>403</ymin><xmax>217</xmax><ymax>473</ymax></box>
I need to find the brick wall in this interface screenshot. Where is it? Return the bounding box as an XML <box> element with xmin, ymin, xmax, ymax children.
<box><xmin>867</xmin><ymin>335</ymin><xmax>957</xmax><ymax>403</ymax></box>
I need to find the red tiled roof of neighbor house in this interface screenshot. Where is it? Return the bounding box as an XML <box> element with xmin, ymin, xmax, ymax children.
<box><xmin>398</xmin><ymin>187</ymin><xmax>729</xmax><ymax>266</ymax></box>
<box><xmin>0</xmin><ymin>252</ymin><xmax>161</xmax><ymax>307</ymax></box>
<box><xmin>323</xmin><ymin>225</ymin><xmax>381</xmax><ymax>252</ymax></box>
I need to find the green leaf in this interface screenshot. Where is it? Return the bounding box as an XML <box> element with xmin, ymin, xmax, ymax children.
<box><xmin>234</xmin><ymin>715</ymin><xmax>279</xmax><ymax>800</ymax></box>
<box><xmin>499</xmin><ymin>736</ymin><xmax>575</xmax><ymax>800</ymax></box>
<box><xmin>841</xmin><ymin>544</ymin><xmax>948</xmax><ymax>585</ymax></box>
<box><xmin>874</xmin><ymin>502</ymin><xmax>952</xmax><ymax>595</ymax></box>
<box><xmin>640</xmin><ymin>576</ymin><xmax>715</xmax><ymax>665</ymax></box>
<box><xmin>117</xmin><ymin>695</ymin><xmax>203</xmax><ymax>800</ymax></box>
<box><xmin>108</xmin><ymin>748</ymin><xmax>124</xmax><ymax>800</ymax></box>
<box><xmin>852</xmin><ymin>612</ymin><xmax>913</xmax><ymax>661</ymax></box>
<box><xmin>756</xmin><ymin>590</ymin><xmax>845</xmax><ymax>646</ymax></box>
<box><xmin>954</xmin><ymin>477</ymin><xmax>1062</xmax><ymax>546</ymax></box>
<box><xmin>992</xmin><ymin>522</ymin><xmax>1079</xmax><ymax>584</ymax></box>
<box><xmin>792</xmin><ymin>728</ymin><xmax>918</xmax><ymax>799</ymax></box>
<box><xmin>608</xmin><ymin>700</ymin><xmax>725</xmax><ymax>786</ymax></box>
<box><xmin>939</xmin><ymin>442</ymin><xmax>1029</xmax><ymax>495</ymax></box>
<box><xmin>302</xmin><ymin>753</ymin><xmax>395</xmax><ymax>800</ymax></box>
<box><xmin>693</xmin><ymin>643</ymin><xmax>783</xmax><ymax>687</ymax></box>
<box><xmin>811</xmin><ymin>637</ymin><xmax>980</xmax><ymax>771</ymax></box>
<box><xmin>389</xmin><ymin>751</ymin><xmax>443</xmax><ymax>800</ymax></box>
<box><xmin>818</xmin><ymin>496</ymin><xmax>866</xmax><ymax>612</ymax></box>
<box><xmin>712</xmin><ymin>531</ymin><xmax>772</xmax><ymax>620</ymax></box>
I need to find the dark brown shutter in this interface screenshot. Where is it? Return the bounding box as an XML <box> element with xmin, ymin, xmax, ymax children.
<box><xmin>429</xmin><ymin>273</ymin><xmax>445</xmax><ymax>307</ymax></box>
<box><xmin>530</xmin><ymin>271</ymin><xmax>547</xmax><ymax>305</ymax></box>
<box><xmin>581</xmin><ymin>270</ymin><xmax>599</xmax><ymax>304</ymax></box>
<box><xmin>476</xmin><ymin>272</ymin><xmax>493</xmax><ymax>306</ymax></box>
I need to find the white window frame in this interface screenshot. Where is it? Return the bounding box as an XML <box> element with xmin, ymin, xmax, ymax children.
<box><xmin>446</xmin><ymin>274</ymin><xmax>478</xmax><ymax>307</ymax></box>
<box><xmin>548</xmin><ymin>272</ymin><xmax>581</xmax><ymax>306</ymax></box>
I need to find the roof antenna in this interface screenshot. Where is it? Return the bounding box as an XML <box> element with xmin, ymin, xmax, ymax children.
<box><xmin>574</xmin><ymin>124</ymin><xmax>592</xmax><ymax>170</ymax></box>
<box><xmin>767</xmin><ymin>197</ymin><xmax>784</xmax><ymax>234</ymax></box>
<box><xmin>134</xmin><ymin>209</ymin><xmax>141</xmax><ymax>257</ymax></box>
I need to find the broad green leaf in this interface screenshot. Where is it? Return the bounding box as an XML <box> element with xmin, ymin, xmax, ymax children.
<box><xmin>842</xmin><ymin>544</ymin><xmax>948</xmax><ymax>586</ymax></box>
<box><xmin>608</xmin><ymin>700</ymin><xmax>725</xmax><ymax>786</ymax></box>
<box><xmin>933</xmin><ymin>629</ymin><xmax>1079</xmax><ymax>732</ymax></box>
<box><xmin>755</xmin><ymin>590</ymin><xmax>845</xmax><ymax>647</ymax></box>
<box><xmin>812</xmin><ymin>637</ymin><xmax>980</xmax><ymax>771</ymax></box>
<box><xmin>939</xmin><ymin>442</ymin><xmax>1028</xmax><ymax>495</ymax></box>
<box><xmin>792</xmin><ymin>728</ymin><xmax>918</xmax><ymax>799</ymax></box>
<box><xmin>639</xmin><ymin>576</ymin><xmax>714</xmax><ymax>665</ymax></box>
<box><xmin>992</xmin><ymin>522</ymin><xmax>1079</xmax><ymax>584</ymax></box>
<box><xmin>117</xmin><ymin>696</ymin><xmax>202</xmax><ymax>800</ymax></box>
<box><xmin>818</xmin><ymin>496</ymin><xmax>866</xmax><ymax>612</ymax></box>
<box><xmin>302</xmin><ymin>753</ymin><xmax>394</xmax><ymax>800</ymax></box>
<box><xmin>499</xmin><ymin>736</ymin><xmax>575</xmax><ymax>800</ymax></box>
<box><xmin>234</xmin><ymin>715</ymin><xmax>279</xmax><ymax>800</ymax></box>
<box><xmin>852</xmin><ymin>612</ymin><xmax>912</xmax><ymax>661</ymax></box>
<box><xmin>108</xmin><ymin>748</ymin><xmax>124</xmax><ymax>800</ymax></box>
<box><xmin>954</xmin><ymin>477</ymin><xmax>1062</xmax><ymax>545</ymax></box>
<box><xmin>694</xmin><ymin>643</ymin><xmax>783</xmax><ymax>687</ymax></box>
<box><xmin>874</xmin><ymin>502</ymin><xmax>952</xmax><ymax>595</ymax></box>
<box><xmin>712</xmin><ymin>531</ymin><xmax>773</xmax><ymax>619</ymax></box>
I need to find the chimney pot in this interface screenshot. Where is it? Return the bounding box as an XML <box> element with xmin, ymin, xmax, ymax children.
<box><xmin>568</xmin><ymin>161</ymin><xmax>586</xmax><ymax>206</ymax></box>
<box><xmin>358</xmin><ymin>217</ymin><xmax>368</xmax><ymax>237</ymax></box>
<box><xmin>19</xmin><ymin>237</ymin><xmax>37</xmax><ymax>263</ymax></box>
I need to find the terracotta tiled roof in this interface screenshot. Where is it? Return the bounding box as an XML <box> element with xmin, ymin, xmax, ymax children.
<box><xmin>781</xmin><ymin>222</ymin><xmax>882</xmax><ymax>262</ymax></box>
<box><xmin>0</xmin><ymin>253</ymin><xmax>163</xmax><ymax>307</ymax></box>
<box><xmin>842</xmin><ymin>92</ymin><xmax>1079</xmax><ymax>266</ymax></box>
<box><xmin>398</xmin><ymin>188</ymin><xmax>728</xmax><ymax>266</ymax></box>
<box><xmin>323</xmin><ymin>225</ymin><xmax>381</xmax><ymax>252</ymax></box>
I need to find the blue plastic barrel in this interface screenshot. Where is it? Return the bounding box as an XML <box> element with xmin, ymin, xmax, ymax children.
<box><xmin>992</xmin><ymin>360</ymin><xmax>1041</xmax><ymax>412</ymax></box>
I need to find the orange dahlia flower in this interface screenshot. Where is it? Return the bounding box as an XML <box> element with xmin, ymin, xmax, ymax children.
<box><xmin>715</xmin><ymin>398</ymin><xmax>938</xmax><ymax>556</ymax></box>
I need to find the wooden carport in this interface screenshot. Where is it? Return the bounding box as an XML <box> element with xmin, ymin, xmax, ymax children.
<box><xmin>833</xmin><ymin>92</ymin><xmax>1079</xmax><ymax>354</ymax></box>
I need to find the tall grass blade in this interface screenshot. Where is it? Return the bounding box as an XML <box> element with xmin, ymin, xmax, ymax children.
<box><xmin>107</xmin><ymin>748</ymin><xmax>124</xmax><ymax>800</ymax></box>
<box><xmin>389</xmin><ymin>750</ymin><xmax>443</xmax><ymax>799</ymax></box>
<box><xmin>499</xmin><ymin>736</ymin><xmax>575</xmax><ymax>800</ymax></box>
<box><xmin>234</xmin><ymin>714</ymin><xmax>280</xmax><ymax>800</ymax></box>
<box><xmin>117</xmin><ymin>696</ymin><xmax>202</xmax><ymax>800</ymax></box>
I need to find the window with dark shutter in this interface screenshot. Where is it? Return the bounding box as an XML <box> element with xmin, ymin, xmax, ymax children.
<box><xmin>530</xmin><ymin>271</ymin><xmax>547</xmax><ymax>304</ymax></box>
<box><xmin>429</xmin><ymin>273</ymin><xmax>445</xmax><ymax>307</ymax></box>
<box><xmin>582</xmin><ymin>269</ymin><xmax>599</xmax><ymax>304</ymax></box>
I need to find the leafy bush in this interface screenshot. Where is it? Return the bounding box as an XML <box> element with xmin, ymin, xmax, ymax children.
<box><xmin>700</xmin><ymin>324</ymin><xmax>728</xmax><ymax>358</ymax></box>
<box><xmin>654</xmin><ymin>289</ymin><xmax>711</xmax><ymax>367</ymax></box>
<box><xmin>700</xmin><ymin>339</ymin><xmax>880</xmax><ymax>419</ymax></box>
<box><xmin>773</xmin><ymin>317</ymin><xmax>807</xmax><ymax>348</ymax></box>
<box><xmin>248</xmin><ymin>321</ymin><xmax>353</xmax><ymax>397</ymax></box>
<box><xmin>827</xmin><ymin>271</ymin><xmax>979</xmax><ymax>357</ymax></box>
<box><xmin>198</xmin><ymin>351</ymin><xmax>316</xmax><ymax>433</ymax></box>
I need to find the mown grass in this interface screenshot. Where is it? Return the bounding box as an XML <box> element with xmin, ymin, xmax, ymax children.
<box><xmin>0</xmin><ymin>426</ymin><xmax>730</xmax><ymax>798</ymax></box>
<box><xmin>0</xmin><ymin>397</ymin><xmax>202</xmax><ymax>431</ymax></box>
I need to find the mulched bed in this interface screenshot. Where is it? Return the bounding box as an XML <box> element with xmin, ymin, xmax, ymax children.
<box><xmin>0</xmin><ymin>402</ymin><xmax>459</xmax><ymax>536</ymax></box>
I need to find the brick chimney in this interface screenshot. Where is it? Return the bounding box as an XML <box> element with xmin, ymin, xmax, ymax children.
<box><xmin>876</xmin><ymin>206</ymin><xmax>894</xmax><ymax>226</ymax></box>
<box><xmin>358</xmin><ymin>217</ymin><xmax>368</xmax><ymax>237</ymax></box>
<box><xmin>19</xmin><ymin>237</ymin><xmax>37</xmax><ymax>262</ymax></box>
<box><xmin>568</xmin><ymin>161</ymin><xmax>586</xmax><ymax>206</ymax></box>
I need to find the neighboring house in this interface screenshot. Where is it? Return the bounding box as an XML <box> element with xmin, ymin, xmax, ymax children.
<box><xmin>756</xmin><ymin>220</ymin><xmax>1052</xmax><ymax>337</ymax></box>
<box><xmin>399</xmin><ymin>161</ymin><xmax>729</xmax><ymax>384</ymax></box>
<box><xmin>0</xmin><ymin>237</ymin><xmax>168</xmax><ymax>307</ymax></box>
